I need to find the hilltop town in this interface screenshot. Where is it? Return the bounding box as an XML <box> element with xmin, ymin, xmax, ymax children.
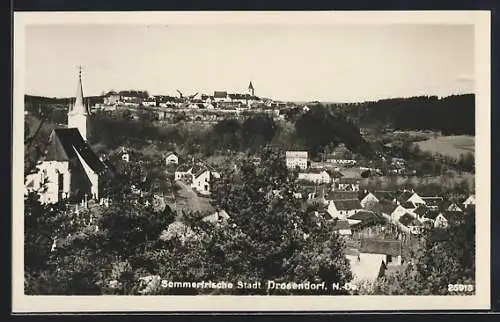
<box><xmin>24</xmin><ymin>70</ymin><xmax>476</xmax><ymax>296</ymax></box>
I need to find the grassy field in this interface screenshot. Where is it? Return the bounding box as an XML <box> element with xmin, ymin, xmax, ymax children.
<box><xmin>416</xmin><ymin>135</ymin><xmax>475</xmax><ymax>159</ymax></box>
<box><xmin>361</xmin><ymin>171</ymin><xmax>474</xmax><ymax>191</ymax></box>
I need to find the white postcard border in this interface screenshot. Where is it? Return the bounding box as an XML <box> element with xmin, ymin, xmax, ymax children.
<box><xmin>12</xmin><ymin>10</ymin><xmax>491</xmax><ymax>312</ymax></box>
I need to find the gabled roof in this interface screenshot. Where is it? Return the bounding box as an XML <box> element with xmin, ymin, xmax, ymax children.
<box><xmin>349</xmin><ymin>210</ymin><xmax>385</xmax><ymax>223</ymax></box>
<box><xmin>214</xmin><ymin>91</ymin><xmax>228</xmax><ymax>98</ymax></box>
<box><xmin>326</xmin><ymin>191</ymin><xmax>359</xmax><ymax>201</ymax></box>
<box><xmin>396</xmin><ymin>191</ymin><xmax>414</xmax><ymax>203</ymax></box>
<box><xmin>359</xmin><ymin>190</ymin><xmax>374</xmax><ymax>200</ymax></box>
<box><xmin>165</xmin><ymin>151</ymin><xmax>177</xmax><ymax>158</ymax></box>
<box><xmin>338</xmin><ymin>178</ymin><xmax>360</xmax><ymax>184</ymax></box>
<box><xmin>175</xmin><ymin>164</ymin><xmax>192</xmax><ymax>172</ymax></box>
<box><xmin>359</xmin><ymin>238</ymin><xmax>402</xmax><ymax>256</ymax></box>
<box><xmin>46</xmin><ymin>128</ymin><xmax>106</xmax><ymax>173</ymax></box>
<box><xmin>333</xmin><ymin>199</ymin><xmax>362</xmax><ymax>210</ymax></box>
<box><xmin>332</xmin><ymin>219</ymin><xmax>350</xmax><ymax>231</ymax></box>
<box><xmin>373</xmin><ymin>191</ymin><xmax>396</xmax><ymax>202</ymax></box>
<box><xmin>400</xmin><ymin>201</ymin><xmax>416</xmax><ymax>209</ymax></box>
<box><xmin>299</xmin><ymin>168</ymin><xmax>328</xmax><ymax>174</ymax></box>
<box><xmin>399</xmin><ymin>213</ymin><xmax>423</xmax><ymax>227</ymax></box>
<box><xmin>438</xmin><ymin>200</ymin><xmax>462</xmax><ymax>212</ymax></box>
<box><xmin>377</xmin><ymin>200</ymin><xmax>399</xmax><ymax>215</ymax></box>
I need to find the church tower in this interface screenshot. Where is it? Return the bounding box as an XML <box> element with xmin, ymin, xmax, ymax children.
<box><xmin>248</xmin><ymin>81</ymin><xmax>255</xmax><ymax>96</ymax></box>
<box><xmin>68</xmin><ymin>66</ymin><xmax>90</xmax><ymax>141</ymax></box>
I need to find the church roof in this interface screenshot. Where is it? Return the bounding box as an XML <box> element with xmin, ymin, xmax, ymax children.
<box><xmin>46</xmin><ymin>128</ymin><xmax>106</xmax><ymax>174</ymax></box>
<box><xmin>248</xmin><ymin>81</ymin><xmax>254</xmax><ymax>90</ymax></box>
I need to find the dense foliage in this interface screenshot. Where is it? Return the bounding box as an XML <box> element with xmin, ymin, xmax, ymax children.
<box><xmin>356</xmin><ymin>209</ymin><xmax>475</xmax><ymax>295</ymax></box>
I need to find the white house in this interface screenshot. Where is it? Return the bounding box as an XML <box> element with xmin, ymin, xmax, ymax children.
<box><xmin>165</xmin><ymin>152</ymin><xmax>179</xmax><ymax>165</ymax></box>
<box><xmin>25</xmin><ymin>69</ymin><xmax>106</xmax><ymax>204</ymax></box>
<box><xmin>463</xmin><ymin>194</ymin><xmax>476</xmax><ymax>208</ymax></box>
<box><xmin>345</xmin><ymin>238</ymin><xmax>402</xmax><ymax>282</ymax></box>
<box><xmin>190</xmin><ymin>165</ymin><xmax>221</xmax><ymax>196</ymax></box>
<box><xmin>285</xmin><ymin>151</ymin><xmax>308</xmax><ymax>170</ymax></box>
<box><xmin>327</xmin><ymin>199</ymin><xmax>363</xmax><ymax>220</ymax></box>
<box><xmin>297</xmin><ymin>168</ymin><xmax>331</xmax><ymax>184</ymax></box>
<box><xmin>433</xmin><ymin>211</ymin><xmax>464</xmax><ymax>229</ymax></box>
<box><xmin>333</xmin><ymin>177</ymin><xmax>360</xmax><ymax>192</ymax></box>
<box><xmin>327</xmin><ymin>159</ymin><xmax>357</xmax><ymax>166</ymax></box>
<box><xmin>202</xmin><ymin>209</ymin><xmax>230</xmax><ymax>226</ymax></box>
<box><xmin>360</xmin><ymin>191</ymin><xmax>379</xmax><ymax>209</ymax></box>
<box><xmin>174</xmin><ymin>165</ymin><xmax>192</xmax><ymax>181</ymax></box>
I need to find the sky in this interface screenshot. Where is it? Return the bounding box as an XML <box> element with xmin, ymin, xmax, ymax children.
<box><xmin>24</xmin><ymin>24</ymin><xmax>474</xmax><ymax>102</ymax></box>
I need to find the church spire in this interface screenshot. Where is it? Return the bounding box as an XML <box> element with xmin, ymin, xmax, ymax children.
<box><xmin>68</xmin><ymin>66</ymin><xmax>89</xmax><ymax>140</ymax></box>
<box><xmin>69</xmin><ymin>66</ymin><xmax>89</xmax><ymax>116</ymax></box>
<box><xmin>248</xmin><ymin>81</ymin><xmax>254</xmax><ymax>96</ymax></box>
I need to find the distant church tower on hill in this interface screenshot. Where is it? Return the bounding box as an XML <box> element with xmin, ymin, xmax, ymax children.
<box><xmin>248</xmin><ymin>81</ymin><xmax>255</xmax><ymax>96</ymax></box>
<box><xmin>68</xmin><ymin>66</ymin><xmax>90</xmax><ymax>141</ymax></box>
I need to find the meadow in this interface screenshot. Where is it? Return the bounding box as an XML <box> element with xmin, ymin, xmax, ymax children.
<box><xmin>416</xmin><ymin>135</ymin><xmax>475</xmax><ymax>159</ymax></box>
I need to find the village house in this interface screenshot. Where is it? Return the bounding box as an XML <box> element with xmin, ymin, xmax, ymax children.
<box><xmin>103</xmin><ymin>90</ymin><xmax>120</xmax><ymax>105</ymax></box>
<box><xmin>327</xmin><ymin>199</ymin><xmax>363</xmax><ymax>220</ymax></box>
<box><xmin>396</xmin><ymin>190</ymin><xmax>426</xmax><ymax>206</ymax></box>
<box><xmin>285</xmin><ymin>151</ymin><xmax>309</xmax><ymax>170</ymax></box>
<box><xmin>202</xmin><ymin>209</ymin><xmax>230</xmax><ymax>226</ymax></box>
<box><xmin>332</xmin><ymin>219</ymin><xmax>352</xmax><ymax>236</ymax></box>
<box><xmin>164</xmin><ymin>152</ymin><xmax>179</xmax><ymax>165</ymax></box>
<box><xmin>190</xmin><ymin>165</ymin><xmax>221</xmax><ymax>196</ymax></box>
<box><xmin>324</xmin><ymin>191</ymin><xmax>359</xmax><ymax>205</ymax></box>
<box><xmin>432</xmin><ymin>210</ymin><xmax>465</xmax><ymax>229</ymax></box>
<box><xmin>420</xmin><ymin>196</ymin><xmax>444</xmax><ymax>209</ymax></box>
<box><xmin>142</xmin><ymin>96</ymin><xmax>157</xmax><ymax>107</ymax></box>
<box><xmin>463</xmin><ymin>194</ymin><xmax>476</xmax><ymax>209</ymax></box>
<box><xmin>213</xmin><ymin>91</ymin><xmax>229</xmax><ymax>103</ymax></box>
<box><xmin>333</xmin><ymin>177</ymin><xmax>360</xmax><ymax>191</ymax></box>
<box><xmin>373</xmin><ymin>191</ymin><xmax>397</xmax><ymax>204</ymax></box>
<box><xmin>359</xmin><ymin>191</ymin><xmax>379</xmax><ymax>209</ymax></box>
<box><xmin>297</xmin><ymin>168</ymin><xmax>331</xmax><ymax>184</ymax></box>
<box><xmin>377</xmin><ymin>201</ymin><xmax>408</xmax><ymax>223</ymax></box>
<box><xmin>438</xmin><ymin>200</ymin><xmax>463</xmax><ymax>213</ymax></box>
<box><xmin>25</xmin><ymin>69</ymin><xmax>106</xmax><ymax>204</ymax></box>
<box><xmin>345</xmin><ymin>238</ymin><xmax>402</xmax><ymax>282</ymax></box>
<box><xmin>174</xmin><ymin>164</ymin><xmax>193</xmax><ymax>181</ymax></box>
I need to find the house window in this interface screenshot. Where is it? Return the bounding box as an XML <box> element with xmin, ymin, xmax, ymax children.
<box><xmin>386</xmin><ymin>255</ymin><xmax>393</xmax><ymax>263</ymax></box>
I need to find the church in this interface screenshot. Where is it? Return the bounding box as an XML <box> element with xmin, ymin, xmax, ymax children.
<box><xmin>25</xmin><ymin>68</ymin><xmax>106</xmax><ymax>204</ymax></box>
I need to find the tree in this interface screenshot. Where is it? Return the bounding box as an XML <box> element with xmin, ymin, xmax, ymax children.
<box><xmin>208</xmin><ymin>146</ymin><xmax>353</xmax><ymax>295</ymax></box>
<box><xmin>358</xmin><ymin>210</ymin><xmax>475</xmax><ymax>295</ymax></box>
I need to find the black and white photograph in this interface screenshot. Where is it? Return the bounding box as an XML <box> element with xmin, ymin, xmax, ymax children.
<box><xmin>13</xmin><ymin>11</ymin><xmax>490</xmax><ymax>312</ymax></box>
